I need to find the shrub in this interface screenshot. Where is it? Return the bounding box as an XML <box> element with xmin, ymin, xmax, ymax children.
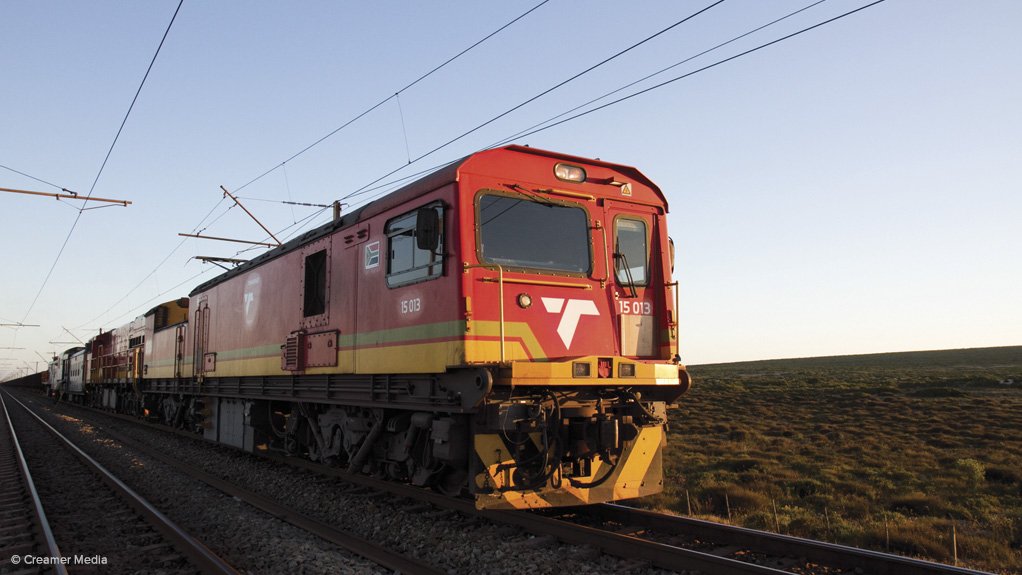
<box><xmin>786</xmin><ymin>512</ymin><xmax>828</xmax><ymax>538</ymax></box>
<box><xmin>728</xmin><ymin>427</ymin><xmax>751</xmax><ymax>441</ymax></box>
<box><xmin>790</xmin><ymin>477</ymin><xmax>826</xmax><ymax>498</ymax></box>
<box><xmin>741</xmin><ymin>510</ymin><xmax>776</xmax><ymax>531</ymax></box>
<box><xmin>699</xmin><ymin>485</ymin><xmax>769</xmax><ymax>516</ymax></box>
<box><xmin>888</xmin><ymin>492</ymin><xmax>953</xmax><ymax>516</ymax></box>
<box><xmin>864</xmin><ymin>523</ymin><xmax>950</xmax><ymax>559</ymax></box>
<box><xmin>836</xmin><ymin>495</ymin><xmax>874</xmax><ymax>519</ymax></box>
<box><xmin>832</xmin><ymin>479</ymin><xmax>876</xmax><ymax>501</ymax></box>
<box><xmin>955</xmin><ymin>458</ymin><xmax>986</xmax><ymax>487</ymax></box>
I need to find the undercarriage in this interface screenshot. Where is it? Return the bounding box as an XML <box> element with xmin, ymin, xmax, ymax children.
<box><xmin>138</xmin><ymin>384</ymin><xmax>668</xmax><ymax>509</ymax></box>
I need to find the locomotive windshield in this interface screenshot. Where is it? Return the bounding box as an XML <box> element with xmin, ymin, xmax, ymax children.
<box><xmin>614</xmin><ymin>218</ymin><xmax>648</xmax><ymax>286</ymax></box>
<box><xmin>478</xmin><ymin>193</ymin><xmax>590</xmax><ymax>273</ymax></box>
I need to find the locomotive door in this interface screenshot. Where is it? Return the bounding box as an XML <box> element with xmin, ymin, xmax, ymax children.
<box><xmin>604</xmin><ymin>200</ymin><xmax>660</xmax><ymax>358</ymax></box>
<box><xmin>174</xmin><ymin>323</ymin><xmax>186</xmax><ymax>378</ymax></box>
<box><xmin>337</xmin><ymin>223</ymin><xmax>371</xmax><ymax>374</ymax></box>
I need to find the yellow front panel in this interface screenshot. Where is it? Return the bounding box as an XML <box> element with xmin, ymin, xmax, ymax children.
<box><xmin>465</xmin><ymin>320</ymin><xmax>548</xmax><ymax>362</ymax></box>
<box><xmin>473</xmin><ymin>425</ymin><xmax>665</xmax><ymax>509</ymax></box>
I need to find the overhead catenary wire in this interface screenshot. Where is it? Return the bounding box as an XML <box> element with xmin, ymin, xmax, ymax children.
<box><xmin>234</xmin><ymin>158</ymin><xmax>465</xmax><ymax>251</ymax></box>
<box><xmin>20</xmin><ymin>0</ymin><xmax>184</xmax><ymax>326</ymax></box>
<box><xmin>318</xmin><ymin>0</ymin><xmax>831</xmax><ymax>217</ymax></box>
<box><xmin>261</xmin><ymin>0</ymin><xmax>884</xmax><ymax>248</ymax></box>
<box><xmin>486</xmin><ymin>0</ymin><xmax>831</xmax><ymax>150</ymax></box>
<box><xmin>0</xmin><ymin>164</ymin><xmax>69</xmax><ymax>192</ymax></box>
<box><xmin>395</xmin><ymin>93</ymin><xmax>413</xmax><ymax>164</ymax></box>
<box><xmin>231</xmin><ymin>0</ymin><xmax>552</xmax><ymax>195</ymax></box>
<box><xmin>228</xmin><ymin>0</ymin><xmax>889</xmax><ymax>253</ymax></box>
<box><xmin>230</xmin><ymin>204</ymin><xmax>333</xmax><ymax>258</ymax></box>
<box><xmin>73</xmin><ymin>0</ymin><xmax>885</xmax><ymax>336</ymax></box>
<box><xmin>75</xmin><ymin>1</ymin><xmax>553</xmax><ymax>332</ymax></box>
<box><xmin>71</xmin><ymin>196</ymin><xmax>229</xmax><ymax>331</ymax></box>
<box><xmin>506</xmin><ymin>0</ymin><xmax>889</xmax><ymax>145</ymax></box>
<box><xmin>84</xmin><ymin>267</ymin><xmax>218</xmax><ymax>330</ymax></box>
<box><xmin>238</xmin><ymin>197</ymin><xmax>333</xmax><ymax>208</ymax></box>
<box><xmin>81</xmin><ymin>0</ymin><xmax>185</xmax><ymax>209</ymax></box>
<box><xmin>337</xmin><ymin>0</ymin><xmax>726</xmax><ymax>204</ymax></box>
<box><xmin>282</xmin><ymin>163</ymin><xmax>296</xmax><ymax>223</ymax></box>
<box><xmin>328</xmin><ymin>0</ymin><xmax>884</xmax><ymax>220</ymax></box>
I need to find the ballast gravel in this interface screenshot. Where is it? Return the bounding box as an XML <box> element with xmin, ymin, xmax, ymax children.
<box><xmin>7</xmin><ymin>401</ymin><xmax>197</xmax><ymax>575</ymax></box>
<box><xmin>15</xmin><ymin>394</ymin><xmax>393</xmax><ymax>575</ymax></box>
<box><xmin>17</xmin><ymin>389</ymin><xmax>681</xmax><ymax>575</ymax></box>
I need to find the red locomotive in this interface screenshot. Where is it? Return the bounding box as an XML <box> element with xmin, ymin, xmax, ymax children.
<box><xmin>58</xmin><ymin>145</ymin><xmax>690</xmax><ymax>510</ymax></box>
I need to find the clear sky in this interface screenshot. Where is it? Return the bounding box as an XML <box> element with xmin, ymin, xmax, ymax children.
<box><xmin>1</xmin><ymin>0</ymin><xmax>1019</xmax><ymax>378</ymax></box>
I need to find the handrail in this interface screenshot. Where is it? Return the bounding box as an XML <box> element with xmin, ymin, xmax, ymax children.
<box><xmin>667</xmin><ymin>281</ymin><xmax>679</xmax><ymax>350</ymax></box>
<box><xmin>597</xmin><ymin>220</ymin><xmax>610</xmax><ymax>287</ymax></box>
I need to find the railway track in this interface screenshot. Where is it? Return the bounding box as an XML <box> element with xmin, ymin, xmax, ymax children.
<box><xmin>0</xmin><ymin>391</ymin><xmax>65</xmax><ymax>575</ymax></box>
<box><xmin>258</xmin><ymin>427</ymin><xmax>995</xmax><ymax>574</ymax></box>
<box><xmin>270</xmin><ymin>443</ymin><xmax>998</xmax><ymax>573</ymax></box>
<box><xmin>267</xmin><ymin>453</ymin><xmax>995</xmax><ymax>574</ymax></box>
<box><xmin>14</xmin><ymin>386</ymin><xmax>998</xmax><ymax>575</ymax></box>
<box><xmin>0</xmin><ymin>390</ymin><xmax>235</xmax><ymax>575</ymax></box>
<box><xmin>5</xmin><ymin>389</ymin><xmax>442</xmax><ymax>575</ymax></box>
<box><xmin>57</xmin><ymin>410</ymin><xmax>444</xmax><ymax>575</ymax></box>
<box><xmin>563</xmin><ymin>503</ymin><xmax>995</xmax><ymax>575</ymax></box>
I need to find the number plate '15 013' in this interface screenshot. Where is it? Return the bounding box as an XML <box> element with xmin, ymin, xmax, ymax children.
<box><xmin>618</xmin><ymin>301</ymin><xmax>652</xmax><ymax>315</ymax></box>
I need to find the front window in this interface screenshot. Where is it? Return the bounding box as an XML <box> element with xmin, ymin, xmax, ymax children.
<box><xmin>478</xmin><ymin>193</ymin><xmax>590</xmax><ymax>274</ymax></box>
<box><xmin>615</xmin><ymin>218</ymin><xmax>648</xmax><ymax>286</ymax></box>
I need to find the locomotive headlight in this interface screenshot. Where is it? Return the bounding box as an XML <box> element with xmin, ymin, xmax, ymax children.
<box><xmin>554</xmin><ymin>162</ymin><xmax>586</xmax><ymax>183</ymax></box>
<box><xmin>619</xmin><ymin>363</ymin><xmax>635</xmax><ymax>377</ymax></box>
<box><xmin>517</xmin><ymin>293</ymin><xmax>532</xmax><ymax>308</ymax></box>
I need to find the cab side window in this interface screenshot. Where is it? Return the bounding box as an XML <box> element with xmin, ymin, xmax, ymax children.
<box><xmin>386</xmin><ymin>203</ymin><xmax>444</xmax><ymax>287</ymax></box>
<box><xmin>614</xmin><ymin>218</ymin><xmax>648</xmax><ymax>286</ymax></box>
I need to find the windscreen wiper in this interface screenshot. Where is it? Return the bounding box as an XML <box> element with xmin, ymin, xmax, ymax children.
<box><xmin>507</xmin><ymin>183</ymin><xmax>557</xmax><ymax>207</ymax></box>
<box><xmin>614</xmin><ymin>248</ymin><xmax>638</xmax><ymax>298</ymax></box>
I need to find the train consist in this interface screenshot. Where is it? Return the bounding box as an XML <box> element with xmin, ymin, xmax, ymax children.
<box><xmin>45</xmin><ymin>145</ymin><xmax>690</xmax><ymax>509</ymax></box>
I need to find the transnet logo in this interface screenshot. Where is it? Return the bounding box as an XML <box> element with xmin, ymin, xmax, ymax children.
<box><xmin>541</xmin><ymin>298</ymin><xmax>599</xmax><ymax>348</ymax></box>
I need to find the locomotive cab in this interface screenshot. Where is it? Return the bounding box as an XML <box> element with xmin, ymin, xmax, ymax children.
<box><xmin>457</xmin><ymin>147</ymin><xmax>690</xmax><ymax>508</ymax></box>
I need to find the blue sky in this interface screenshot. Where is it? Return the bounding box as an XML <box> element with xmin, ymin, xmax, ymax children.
<box><xmin>1</xmin><ymin>0</ymin><xmax>1019</xmax><ymax>377</ymax></box>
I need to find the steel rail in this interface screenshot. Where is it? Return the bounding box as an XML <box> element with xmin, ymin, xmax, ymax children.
<box><xmin>32</xmin><ymin>399</ymin><xmax>442</xmax><ymax>575</ymax></box>
<box><xmin>592</xmin><ymin>503</ymin><xmax>994</xmax><ymax>575</ymax></box>
<box><xmin>0</xmin><ymin>391</ymin><xmax>68</xmax><ymax>575</ymax></box>
<box><xmin>485</xmin><ymin>508</ymin><xmax>794</xmax><ymax>574</ymax></box>
<box><xmin>40</xmin><ymin>395</ymin><xmax>787</xmax><ymax>574</ymax></box>
<box><xmin>1</xmin><ymin>390</ymin><xmax>238</xmax><ymax>575</ymax></box>
<box><xmin>26</xmin><ymin>391</ymin><xmax>994</xmax><ymax>575</ymax></box>
<box><xmin>258</xmin><ymin>456</ymin><xmax>792</xmax><ymax>574</ymax></box>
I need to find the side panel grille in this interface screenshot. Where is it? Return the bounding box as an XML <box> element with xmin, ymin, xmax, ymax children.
<box><xmin>282</xmin><ymin>332</ymin><xmax>304</xmax><ymax>371</ymax></box>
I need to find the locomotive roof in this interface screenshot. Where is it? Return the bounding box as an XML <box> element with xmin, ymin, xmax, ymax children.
<box><xmin>190</xmin><ymin>145</ymin><xmax>663</xmax><ymax>296</ymax></box>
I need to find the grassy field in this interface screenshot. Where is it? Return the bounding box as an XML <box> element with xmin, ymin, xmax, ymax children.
<box><xmin>646</xmin><ymin>346</ymin><xmax>1022</xmax><ymax>573</ymax></box>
